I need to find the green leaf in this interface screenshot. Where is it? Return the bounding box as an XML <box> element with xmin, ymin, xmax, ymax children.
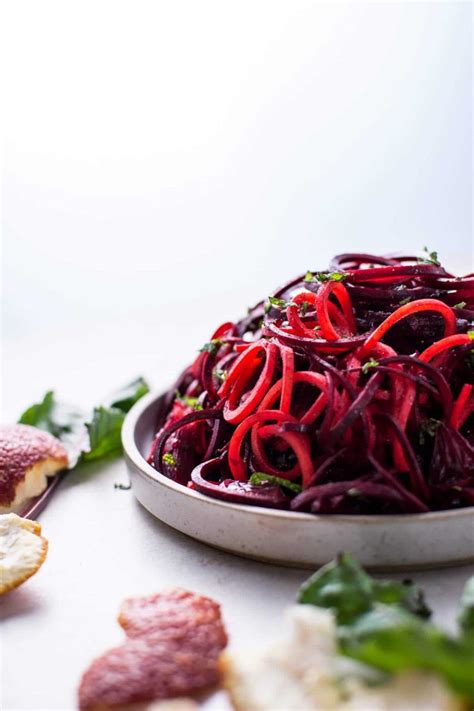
<box><xmin>249</xmin><ymin>472</ymin><xmax>302</xmax><ymax>493</ymax></box>
<box><xmin>19</xmin><ymin>390</ymin><xmax>56</xmax><ymax>429</ymax></box>
<box><xmin>19</xmin><ymin>377</ymin><xmax>150</xmax><ymax>467</ymax></box>
<box><xmin>453</xmin><ymin>302</ymin><xmax>467</xmax><ymax>310</ymax></box>
<box><xmin>82</xmin><ymin>406</ymin><xmax>125</xmax><ymax>462</ymax></box>
<box><xmin>19</xmin><ymin>391</ymin><xmax>88</xmax><ymax>467</ymax></box>
<box><xmin>298</xmin><ymin>554</ymin><xmax>375</xmax><ymax>624</ymax></box>
<box><xmin>298</xmin><ymin>555</ymin><xmax>474</xmax><ymax>700</ymax></box>
<box><xmin>458</xmin><ymin>577</ymin><xmax>474</xmax><ymax>636</ymax></box>
<box><xmin>298</xmin><ymin>554</ymin><xmax>431</xmax><ymax>624</ymax></box>
<box><xmin>340</xmin><ymin>604</ymin><xmax>474</xmax><ymax>699</ymax></box>
<box><xmin>371</xmin><ymin>579</ymin><xmax>431</xmax><ymax>619</ymax></box>
<box><xmin>304</xmin><ymin>270</ymin><xmax>315</xmax><ymax>282</ymax></box>
<box><xmin>105</xmin><ymin>377</ymin><xmax>149</xmax><ymax>413</ymax></box>
<box><xmin>399</xmin><ymin>297</ymin><xmax>411</xmax><ymax>306</ymax></box>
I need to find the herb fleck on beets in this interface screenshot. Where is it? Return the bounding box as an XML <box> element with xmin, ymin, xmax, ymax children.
<box><xmin>163</xmin><ymin>452</ymin><xmax>177</xmax><ymax>467</ymax></box>
<box><xmin>199</xmin><ymin>339</ymin><xmax>223</xmax><ymax>356</ymax></box>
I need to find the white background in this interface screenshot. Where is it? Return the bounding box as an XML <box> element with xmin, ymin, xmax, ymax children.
<box><xmin>1</xmin><ymin>2</ymin><xmax>473</xmax><ymax>709</ymax></box>
<box><xmin>2</xmin><ymin>0</ymin><xmax>472</xmax><ymax>417</ymax></box>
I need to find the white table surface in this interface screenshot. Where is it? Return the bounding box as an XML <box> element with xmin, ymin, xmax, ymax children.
<box><xmin>2</xmin><ymin>3</ymin><xmax>473</xmax><ymax>709</ymax></box>
<box><xmin>2</xmin><ymin>316</ymin><xmax>474</xmax><ymax>711</ymax></box>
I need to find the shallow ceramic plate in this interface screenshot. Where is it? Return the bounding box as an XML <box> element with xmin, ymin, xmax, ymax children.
<box><xmin>123</xmin><ymin>392</ymin><xmax>474</xmax><ymax>571</ymax></box>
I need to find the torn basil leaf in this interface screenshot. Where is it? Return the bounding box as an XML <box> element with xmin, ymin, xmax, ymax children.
<box><xmin>298</xmin><ymin>554</ymin><xmax>474</xmax><ymax>700</ymax></box>
<box><xmin>18</xmin><ymin>377</ymin><xmax>150</xmax><ymax>468</ymax></box>
<box><xmin>18</xmin><ymin>391</ymin><xmax>88</xmax><ymax>467</ymax></box>
<box><xmin>298</xmin><ymin>553</ymin><xmax>431</xmax><ymax>624</ymax></box>
<box><xmin>105</xmin><ymin>376</ymin><xmax>149</xmax><ymax>413</ymax></box>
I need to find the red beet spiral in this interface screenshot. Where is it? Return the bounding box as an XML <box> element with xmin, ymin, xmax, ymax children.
<box><xmin>149</xmin><ymin>252</ymin><xmax>474</xmax><ymax>514</ymax></box>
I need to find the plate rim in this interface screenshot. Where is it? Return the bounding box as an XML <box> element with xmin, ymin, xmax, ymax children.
<box><xmin>123</xmin><ymin>390</ymin><xmax>474</xmax><ymax>525</ymax></box>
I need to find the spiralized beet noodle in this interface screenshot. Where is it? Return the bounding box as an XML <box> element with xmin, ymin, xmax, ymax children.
<box><xmin>148</xmin><ymin>253</ymin><xmax>474</xmax><ymax>514</ymax></box>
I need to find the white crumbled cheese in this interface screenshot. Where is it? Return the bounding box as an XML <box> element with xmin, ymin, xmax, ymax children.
<box><xmin>223</xmin><ymin>605</ymin><xmax>461</xmax><ymax>711</ymax></box>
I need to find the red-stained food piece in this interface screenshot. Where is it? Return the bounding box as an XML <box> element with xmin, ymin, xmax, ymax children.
<box><xmin>78</xmin><ymin>589</ymin><xmax>227</xmax><ymax>710</ymax></box>
<box><xmin>118</xmin><ymin>588</ymin><xmax>227</xmax><ymax>649</ymax></box>
<box><xmin>0</xmin><ymin>424</ymin><xmax>68</xmax><ymax>510</ymax></box>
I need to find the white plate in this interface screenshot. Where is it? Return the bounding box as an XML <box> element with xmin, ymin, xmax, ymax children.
<box><xmin>122</xmin><ymin>392</ymin><xmax>474</xmax><ymax>571</ymax></box>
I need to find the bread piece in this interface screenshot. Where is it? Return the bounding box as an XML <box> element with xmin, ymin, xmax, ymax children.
<box><xmin>0</xmin><ymin>512</ymin><xmax>48</xmax><ymax>594</ymax></box>
<box><xmin>0</xmin><ymin>424</ymin><xmax>68</xmax><ymax>513</ymax></box>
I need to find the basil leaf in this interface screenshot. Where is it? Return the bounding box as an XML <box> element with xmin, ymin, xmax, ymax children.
<box><xmin>298</xmin><ymin>553</ymin><xmax>374</xmax><ymax>623</ymax></box>
<box><xmin>298</xmin><ymin>553</ymin><xmax>431</xmax><ymax>624</ymax></box>
<box><xmin>298</xmin><ymin>555</ymin><xmax>474</xmax><ymax>700</ymax></box>
<box><xmin>340</xmin><ymin>604</ymin><xmax>474</xmax><ymax>699</ymax></box>
<box><xmin>18</xmin><ymin>377</ymin><xmax>150</xmax><ymax>467</ymax></box>
<box><xmin>105</xmin><ymin>377</ymin><xmax>149</xmax><ymax>413</ymax></box>
<box><xmin>82</xmin><ymin>406</ymin><xmax>125</xmax><ymax>461</ymax></box>
<box><xmin>371</xmin><ymin>579</ymin><xmax>431</xmax><ymax>619</ymax></box>
<box><xmin>18</xmin><ymin>391</ymin><xmax>88</xmax><ymax>467</ymax></box>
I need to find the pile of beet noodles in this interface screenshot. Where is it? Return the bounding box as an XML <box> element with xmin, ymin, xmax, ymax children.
<box><xmin>149</xmin><ymin>253</ymin><xmax>474</xmax><ymax>514</ymax></box>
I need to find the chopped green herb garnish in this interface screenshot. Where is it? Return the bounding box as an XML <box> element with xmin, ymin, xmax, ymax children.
<box><xmin>300</xmin><ymin>300</ymin><xmax>310</xmax><ymax>316</ymax></box>
<box><xmin>348</xmin><ymin>487</ymin><xmax>361</xmax><ymax>497</ymax></box>
<box><xmin>362</xmin><ymin>358</ymin><xmax>379</xmax><ymax>374</ymax></box>
<box><xmin>315</xmin><ymin>271</ymin><xmax>348</xmax><ymax>283</ymax></box>
<box><xmin>249</xmin><ymin>472</ymin><xmax>302</xmax><ymax>493</ymax></box>
<box><xmin>399</xmin><ymin>297</ymin><xmax>411</xmax><ymax>306</ymax></box>
<box><xmin>199</xmin><ymin>338</ymin><xmax>223</xmax><ymax>356</ymax></box>
<box><xmin>265</xmin><ymin>296</ymin><xmax>297</xmax><ymax>313</ymax></box>
<box><xmin>453</xmin><ymin>302</ymin><xmax>467</xmax><ymax>309</ymax></box>
<box><xmin>213</xmin><ymin>368</ymin><xmax>227</xmax><ymax>383</ymax></box>
<box><xmin>418</xmin><ymin>246</ymin><xmax>440</xmax><ymax>266</ymax></box>
<box><xmin>269</xmin><ymin>296</ymin><xmax>288</xmax><ymax>308</ymax></box>
<box><xmin>175</xmin><ymin>392</ymin><xmax>203</xmax><ymax>410</ymax></box>
<box><xmin>468</xmin><ymin>331</ymin><xmax>474</xmax><ymax>341</ymax></box>
<box><xmin>114</xmin><ymin>482</ymin><xmax>131</xmax><ymax>490</ymax></box>
<box><xmin>163</xmin><ymin>452</ymin><xmax>177</xmax><ymax>467</ymax></box>
<box><xmin>419</xmin><ymin>417</ymin><xmax>441</xmax><ymax>445</ymax></box>
<box><xmin>304</xmin><ymin>271</ymin><xmax>347</xmax><ymax>283</ymax></box>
